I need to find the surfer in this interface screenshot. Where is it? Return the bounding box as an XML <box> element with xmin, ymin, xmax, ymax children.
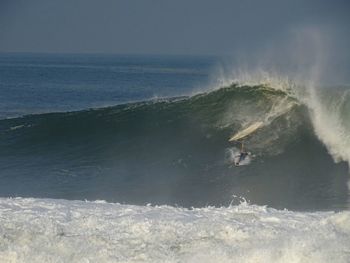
<box><xmin>235</xmin><ymin>141</ymin><xmax>250</xmax><ymax>166</ymax></box>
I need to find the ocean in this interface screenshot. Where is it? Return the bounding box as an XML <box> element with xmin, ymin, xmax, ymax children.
<box><xmin>0</xmin><ymin>53</ymin><xmax>349</xmax><ymax>262</ymax></box>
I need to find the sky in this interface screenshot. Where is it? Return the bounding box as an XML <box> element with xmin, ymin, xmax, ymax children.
<box><xmin>0</xmin><ymin>0</ymin><xmax>349</xmax><ymax>55</ymax></box>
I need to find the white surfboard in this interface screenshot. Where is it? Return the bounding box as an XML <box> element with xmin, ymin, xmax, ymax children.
<box><xmin>229</xmin><ymin>121</ymin><xmax>264</xmax><ymax>142</ymax></box>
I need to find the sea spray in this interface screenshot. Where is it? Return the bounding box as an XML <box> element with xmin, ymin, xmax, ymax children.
<box><xmin>306</xmin><ymin>87</ymin><xmax>350</xmax><ymax>166</ymax></box>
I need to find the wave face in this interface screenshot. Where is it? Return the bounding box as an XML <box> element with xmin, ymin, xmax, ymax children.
<box><xmin>0</xmin><ymin>84</ymin><xmax>349</xmax><ymax>210</ymax></box>
<box><xmin>1</xmin><ymin>198</ymin><xmax>349</xmax><ymax>263</ymax></box>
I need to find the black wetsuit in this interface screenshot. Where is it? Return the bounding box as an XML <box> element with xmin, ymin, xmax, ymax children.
<box><xmin>239</xmin><ymin>152</ymin><xmax>248</xmax><ymax>162</ymax></box>
<box><xmin>235</xmin><ymin>152</ymin><xmax>249</xmax><ymax>166</ymax></box>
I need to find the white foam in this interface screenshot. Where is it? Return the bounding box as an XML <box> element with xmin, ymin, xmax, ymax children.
<box><xmin>306</xmin><ymin>88</ymin><xmax>350</xmax><ymax>166</ymax></box>
<box><xmin>0</xmin><ymin>197</ymin><xmax>349</xmax><ymax>263</ymax></box>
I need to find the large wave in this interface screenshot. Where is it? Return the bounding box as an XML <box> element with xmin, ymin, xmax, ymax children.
<box><xmin>0</xmin><ymin>81</ymin><xmax>349</xmax><ymax>210</ymax></box>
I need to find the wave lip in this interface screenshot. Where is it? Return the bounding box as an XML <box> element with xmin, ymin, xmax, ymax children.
<box><xmin>220</xmin><ymin>71</ymin><xmax>350</xmax><ymax>167</ymax></box>
<box><xmin>1</xmin><ymin>197</ymin><xmax>349</xmax><ymax>263</ymax></box>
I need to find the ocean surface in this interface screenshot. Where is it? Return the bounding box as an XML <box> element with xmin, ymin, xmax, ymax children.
<box><xmin>0</xmin><ymin>53</ymin><xmax>349</xmax><ymax>262</ymax></box>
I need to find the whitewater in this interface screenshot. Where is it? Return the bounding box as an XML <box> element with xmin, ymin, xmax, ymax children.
<box><xmin>1</xmin><ymin>198</ymin><xmax>350</xmax><ymax>263</ymax></box>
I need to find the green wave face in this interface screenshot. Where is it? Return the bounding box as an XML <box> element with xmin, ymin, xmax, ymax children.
<box><xmin>0</xmin><ymin>84</ymin><xmax>349</xmax><ymax>210</ymax></box>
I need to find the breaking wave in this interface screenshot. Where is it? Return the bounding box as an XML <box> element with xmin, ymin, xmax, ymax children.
<box><xmin>0</xmin><ymin>81</ymin><xmax>349</xmax><ymax>209</ymax></box>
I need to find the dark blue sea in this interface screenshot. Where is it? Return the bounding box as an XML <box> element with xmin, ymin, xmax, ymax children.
<box><xmin>0</xmin><ymin>53</ymin><xmax>213</xmax><ymax>118</ymax></box>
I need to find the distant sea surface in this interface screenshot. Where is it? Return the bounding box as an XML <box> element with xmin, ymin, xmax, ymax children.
<box><xmin>0</xmin><ymin>53</ymin><xmax>213</xmax><ymax>118</ymax></box>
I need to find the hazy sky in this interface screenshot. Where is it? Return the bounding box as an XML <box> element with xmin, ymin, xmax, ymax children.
<box><xmin>0</xmin><ymin>0</ymin><xmax>349</xmax><ymax>55</ymax></box>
